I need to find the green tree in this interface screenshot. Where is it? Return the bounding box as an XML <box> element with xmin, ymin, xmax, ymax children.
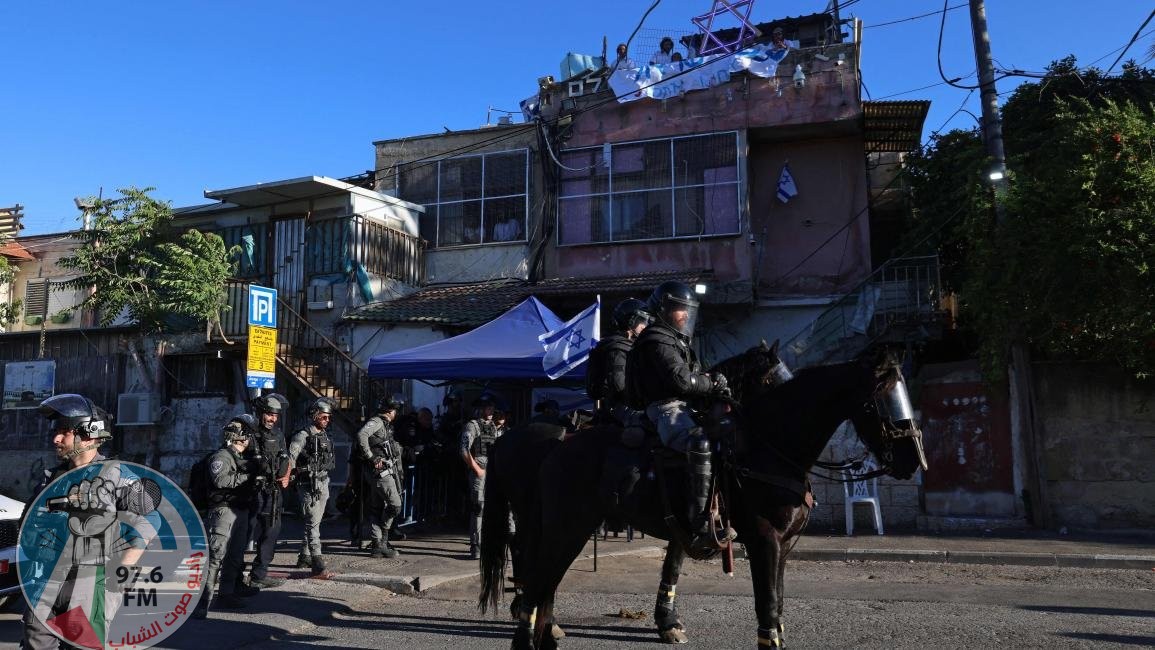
<box><xmin>0</xmin><ymin>253</ymin><xmax>21</xmax><ymax>328</ymax></box>
<box><xmin>904</xmin><ymin>59</ymin><xmax>1155</xmax><ymax>378</ymax></box>
<box><xmin>59</xmin><ymin>187</ymin><xmax>237</xmax><ymax>336</ymax></box>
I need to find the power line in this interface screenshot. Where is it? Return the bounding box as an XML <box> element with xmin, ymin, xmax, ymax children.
<box><xmin>936</xmin><ymin>0</ymin><xmax>981</xmax><ymax>89</ymax></box>
<box><xmin>1106</xmin><ymin>8</ymin><xmax>1155</xmax><ymax>73</ymax></box>
<box><xmin>864</xmin><ymin>3</ymin><xmax>966</xmax><ymax>29</ymax></box>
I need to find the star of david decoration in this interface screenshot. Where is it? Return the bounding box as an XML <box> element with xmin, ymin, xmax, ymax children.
<box><xmin>692</xmin><ymin>0</ymin><xmax>762</xmax><ymax>57</ymax></box>
<box><xmin>567</xmin><ymin>328</ymin><xmax>586</xmax><ymax>348</ymax></box>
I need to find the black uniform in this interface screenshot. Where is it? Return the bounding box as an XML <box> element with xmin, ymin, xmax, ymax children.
<box><xmin>627</xmin><ymin>322</ymin><xmax>712</xmax><ymax>408</ymax></box>
<box><xmin>244</xmin><ymin>424</ymin><xmax>288</xmax><ymax>583</ymax></box>
<box><xmin>587</xmin><ymin>332</ymin><xmax>634</xmax><ymax>419</ymax></box>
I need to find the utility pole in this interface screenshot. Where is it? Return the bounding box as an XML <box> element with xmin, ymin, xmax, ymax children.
<box><xmin>969</xmin><ymin>0</ymin><xmax>1008</xmax><ymax>223</ymax></box>
<box><xmin>968</xmin><ymin>0</ymin><xmax>1048</xmax><ymax>528</ymax></box>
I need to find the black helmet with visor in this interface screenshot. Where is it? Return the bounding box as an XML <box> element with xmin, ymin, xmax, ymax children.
<box><xmin>647</xmin><ymin>281</ymin><xmax>700</xmax><ymax>338</ymax></box>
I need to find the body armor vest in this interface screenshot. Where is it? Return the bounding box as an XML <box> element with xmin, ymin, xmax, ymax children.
<box><xmin>301</xmin><ymin>429</ymin><xmax>336</xmax><ymax>473</ymax></box>
<box><xmin>469</xmin><ymin>419</ymin><xmax>498</xmax><ymax>460</ymax></box>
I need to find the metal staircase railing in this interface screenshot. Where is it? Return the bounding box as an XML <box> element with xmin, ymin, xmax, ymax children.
<box><xmin>781</xmin><ymin>255</ymin><xmax>942</xmax><ymax>369</ymax></box>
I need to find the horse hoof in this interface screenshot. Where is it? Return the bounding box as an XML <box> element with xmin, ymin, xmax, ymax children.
<box><xmin>550</xmin><ymin>623</ymin><xmax>566</xmax><ymax>640</ymax></box>
<box><xmin>659</xmin><ymin>628</ymin><xmax>689</xmax><ymax>644</ymax></box>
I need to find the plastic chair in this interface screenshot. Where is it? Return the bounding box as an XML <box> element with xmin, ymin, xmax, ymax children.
<box><xmin>842</xmin><ymin>459</ymin><xmax>883</xmax><ymax>536</ymax></box>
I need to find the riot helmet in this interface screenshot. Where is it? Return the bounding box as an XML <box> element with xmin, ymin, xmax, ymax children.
<box><xmin>612</xmin><ymin>298</ymin><xmax>653</xmax><ymax>333</ymax></box>
<box><xmin>647</xmin><ymin>281</ymin><xmax>700</xmax><ymax>338</ymax></box>
<box><xmin>307</xmin><ymin>398</ymin><xmax>335</xmax><ymax>417</ymax></box>
<box><xmin>252</xmin><ymin>394</ymin><xmax>283</xmax><ymax>415</ymax></box>
<box><xmin>222</xmin><ymin>415</ymin><xmax>256</xmax><ymax>445</ymax></box>
<box><xmin>40</xmin><ymin>393</ymin><xmax>112</xmax><ymax>440</ymax></box>
<box><xmin>376</xmin><ymin>394</ymin><xmax>405</xmax><ymax>414</ymax></box>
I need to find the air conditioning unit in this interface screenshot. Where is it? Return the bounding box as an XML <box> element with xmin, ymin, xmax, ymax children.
<box><xmin>117</xmin><ymin>393</ymin><xmax>158</xmax><ymax>426</ymax></box>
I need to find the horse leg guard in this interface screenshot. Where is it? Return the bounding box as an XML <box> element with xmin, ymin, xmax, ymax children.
<box><xmin>512</xmin><ymin>604</ymin><xmax>535</xmax><ymax>650</ymax></box>
<box><xmin>655</xmin><ymin>581</ymin><xmax>688</xmax><ymax>643</ymax></box>
<box><xmin>757</xmin><ymin>625</ymin><xmax>783</xmax><ymax>648</ymax></box>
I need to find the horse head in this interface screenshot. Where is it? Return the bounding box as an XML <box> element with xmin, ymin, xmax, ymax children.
<box><xmin>708</xmin><ymin>339</ymin><xmax>792</xmax><ymax>404</ymax></box>
<box><xmin>845</xmin><ymin>348</ymin><xmax>929</xmax><ymax>480</ymax></box>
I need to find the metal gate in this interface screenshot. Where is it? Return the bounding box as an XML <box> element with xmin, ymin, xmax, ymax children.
<box><xmin>272</xmin><ymin>217</ymin><xmax>306</xmax><ymax>311</ymax></box>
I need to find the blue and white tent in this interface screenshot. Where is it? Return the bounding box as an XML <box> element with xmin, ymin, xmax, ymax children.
<box><xmin>366</xmin><ymin>297</ymin><xmax>587</xmax><ymax>380</ymax></box>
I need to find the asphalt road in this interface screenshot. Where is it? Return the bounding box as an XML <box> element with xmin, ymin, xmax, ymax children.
<box><xmin>244</xmin><ymin>554</ymin><xmax>1155</xmax><ymax>649</ymax></box>
<box><xmin>2</xmin><ymin>553</ymin><xmax>1151</xmax><ymax>648</ymax></box>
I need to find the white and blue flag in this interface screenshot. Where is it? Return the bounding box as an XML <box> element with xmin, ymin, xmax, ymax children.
<box><xmin>539</xmin><ymin>296</ymin><xmax>601</xmax><ymax>380</ymax></box>
<box><xmin>777</xmin><ymin>163</ymin><xmax>799</xmax><ymax>203</ymax></box>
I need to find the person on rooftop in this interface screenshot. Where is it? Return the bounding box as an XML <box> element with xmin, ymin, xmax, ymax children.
<box><xmin>650</xmin><ymin>36</ymin><xmax>675</xmax><ymax>65</ymax></box>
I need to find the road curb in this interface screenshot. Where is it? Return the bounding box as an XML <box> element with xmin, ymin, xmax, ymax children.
<box><xmin>331</xmin><ymin>572</ymin><xmax>417</xmax><ymax>595</ymax></box>
<box><xmin>793</xmin><ymin>548</ymin><xmax>1155</xmax><ymax>569</ymax></box>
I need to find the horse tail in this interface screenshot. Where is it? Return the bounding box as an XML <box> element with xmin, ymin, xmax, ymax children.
<box><xmin>478</xmin><ymin>441</ymin><xmax>510</xmax><ymax>614</ymax></box>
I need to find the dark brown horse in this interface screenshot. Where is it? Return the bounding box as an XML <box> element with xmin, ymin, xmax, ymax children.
<box><xmin>480</xmin><ymin>346</ymin><xmax>926</xmax><ymax>649</ymax></box>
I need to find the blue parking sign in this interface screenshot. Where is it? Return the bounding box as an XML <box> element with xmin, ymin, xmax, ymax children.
<box><xmin>248</xmin><ymin>285</ymin><xmax>277</xmax><ymax>327</ymax></box>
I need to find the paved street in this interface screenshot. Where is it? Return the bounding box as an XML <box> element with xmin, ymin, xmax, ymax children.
<box><xmin>2</xmin><ymin>528</ymin><xmax>1152</xmax><ymax>648</ymax></box>
<box><xmin>246</xmin><ymin>553</ymin><xmax>1154</xmax><ymax>649</ymax></box>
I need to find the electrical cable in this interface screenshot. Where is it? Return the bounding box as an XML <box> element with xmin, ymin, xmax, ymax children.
<box><xmin>864</xmin><ymin>3</ymin><xmax>965</xmax><ymax>29</ymax></box>
<box><xmin>936</xmin><ymin>0</ymin><xmax>982</xmax><ymax>90</ymax></box>
<box><xmin>1106</xmin><ymin>8</ymin><xmax>1155</xmax><ymax>73</ymax></box>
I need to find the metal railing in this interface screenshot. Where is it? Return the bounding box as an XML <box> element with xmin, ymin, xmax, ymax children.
<box><xmin>782</xmin><ymin>255</ymin><xmax>942</xmax><ymax>368</ymax></box>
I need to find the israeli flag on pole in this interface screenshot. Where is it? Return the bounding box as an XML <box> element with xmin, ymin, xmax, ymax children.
<box><xmin>777</xmin><ymin>163</ymin><xmax>798</xmax><ymax>203</ymax></box>
<box><xmin>539</xmin><ymin>296</ymin><xmax>601</xmax><ymax>379</ymax></box>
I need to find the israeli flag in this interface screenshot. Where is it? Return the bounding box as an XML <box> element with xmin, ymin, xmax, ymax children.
<box><xmin>539</xmin><ymin>296</ymin><xmax>601</xmax><ymax>380</ymax></box>
<box><xmin>777</xmin><ymin>163</ymin><xmax>798</xmax><ymax>203</ymax></box>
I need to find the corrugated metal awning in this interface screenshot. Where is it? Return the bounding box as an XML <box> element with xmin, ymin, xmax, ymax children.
<box><xmin>863</xmin><ymin>100</ymin><xmax>930</xmax><ymax>153</ymax></box>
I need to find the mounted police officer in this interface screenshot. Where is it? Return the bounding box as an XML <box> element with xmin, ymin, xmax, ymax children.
<box><xmin>627</xmin><ymin>281</ymin><xmax>735</xmax><ymax>553</ymax></box>
<box><xmin>355</xmin><ymin>395</ymin><xmax>405</xmax><ymax>559</ymax></box>
<box><xmin>243</xmin><ymin>393</ymin><xmax>289</xmax><ymax>589</ymax></box>
<box><xmin>288</xmin><ymin>398</ymin><xmax>337</xmax><ymax>576</ymax></box>
<box><xmin>20</xmin><ymin>394</ymin><xmax>115</xmax><ymax>649</ymax></box>
<box><xmin>193</xmin><ymin>415</ymin><xmax>261</xmax><ymax>619</ymax></box>
<box><xmin>460</xmin><ymin>393</ymin><xmax>500</xmax><ymax>560</ymax></box>
<box><xmin>587</xmin><ymin>297</ymin><xmax>653</xmax><ymax>421</ymax></box>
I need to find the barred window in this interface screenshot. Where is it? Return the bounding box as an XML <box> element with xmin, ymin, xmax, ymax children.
<box><xmin>398</xmin><ymin>150</ymin><xmax>529</xmax><ymax>248</ymax></box>
<box><xmin>557</xmin><ymin>132</ymin><xmax>741</xmax><ymax>245</ymax></box>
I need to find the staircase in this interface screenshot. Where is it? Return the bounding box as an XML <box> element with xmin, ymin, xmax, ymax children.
<box><xmin>781</xmin><ymin>255</ymin><xmax>945</xmax><ymax>369</ymax></box>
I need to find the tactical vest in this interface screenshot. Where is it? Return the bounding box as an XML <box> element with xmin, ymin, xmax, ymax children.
<box><xmin>587</xmin><ymin>334</ymin><xmax>632</xmax><ymax>402</ymax></box>
<box><xmin>626</xmin><ymin>323</ymin><xmax>700</xmax><ymax>408</ymax></box>
<box><xmin>367</xmin><ymin>417</ymin><xmax>395</xmax><ymax>460</ymax></box>
<box><xmin>300</xmin><ymin>429</ymin><xmax>336</xmax><ymax>474</ymax></box>
<box><xmin>469</xmin><ymin>419</ymin><xmax>498</xmax><ymax>460</ymax></box>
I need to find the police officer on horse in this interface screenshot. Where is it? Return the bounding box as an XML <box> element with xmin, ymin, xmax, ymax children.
<box><xmin>288</xmin><ymin>398</ymin><xmax>337</xmax><ymax>576</ymax></box>
<box><xmin>627</xmin><ymin>281</ymin><xmax>735</xmax><ymax>553</ymax></box>
<box><xmin>587</xmin><ymin>297</ymin><xmax>653</xmax><ymax>422</ymax></box>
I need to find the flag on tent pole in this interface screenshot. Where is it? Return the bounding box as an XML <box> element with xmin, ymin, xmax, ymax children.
<box><xmin>539</xmin><ymin>296</ymin><xmax>601</xmax><ymax>379</ymax></box>
<box><xmin>777</xmin><ymin>163</ymin><xmax>798</xmax><ymax>203</ymax></box>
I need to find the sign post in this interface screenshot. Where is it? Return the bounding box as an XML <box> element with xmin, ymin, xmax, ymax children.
<box><xmin>246</xmin><ymin>285</ymin><xmax>278</xmax><ymax>389</ymax></box>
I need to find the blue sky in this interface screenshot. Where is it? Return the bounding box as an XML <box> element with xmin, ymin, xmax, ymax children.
<box><xmin>2</xmin><ymin>1</ymin><xmax>1150</xmax><ymax>235</ymax></box>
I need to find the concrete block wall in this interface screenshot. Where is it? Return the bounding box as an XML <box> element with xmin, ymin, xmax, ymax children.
<box><xmin>1033</xmin><ymin>362</ymin><xmax>1155</xmax><ymax>531</ymax></box>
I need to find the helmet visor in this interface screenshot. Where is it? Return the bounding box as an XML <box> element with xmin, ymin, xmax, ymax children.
<box><xmin>666</xmin><ymin>302</ymin><xmax>699</xmax><ymax>337</ymax></box>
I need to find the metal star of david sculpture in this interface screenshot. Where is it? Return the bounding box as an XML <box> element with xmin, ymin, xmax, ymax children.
<box><xmin>692</xmin><ymin>0</ymin><xmax>762</xmax><ymax>57</ymax></box>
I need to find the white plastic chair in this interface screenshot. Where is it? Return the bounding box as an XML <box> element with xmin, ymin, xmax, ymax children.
<box><xmin>843</xmin><ymin>459</ymin><xmax>883</xmax><ymax>536</ymax></box>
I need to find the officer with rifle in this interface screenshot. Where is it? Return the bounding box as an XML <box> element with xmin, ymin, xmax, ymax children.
<box><xmin>460</xmin><ymin>393</ymin><xmax>501</xmax><ymax>560</ymax></box>
<box><xmin>243</xmin><ymin>393</ymin><xmax>290</xmax><ymax>589</ymax></box>
<box><xmin>288</xmin><ymin>398</ymin><xmax>337</xmax><ymax>576</ymax></box>
<box><xmin>355</xmin><ymin>395</ymin><xmax>405</xmax><ymax>559</ymax></box>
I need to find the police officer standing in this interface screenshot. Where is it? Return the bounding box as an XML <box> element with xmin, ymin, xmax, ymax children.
<box><xmin>20</xmin><ymin>394</ymin><xmax>115</xmax><ymax>649</ymax></box>
<box><xmin>193</xmin><ymin>416</ymin><xmax>261</xmax><ymax>619</ymax></box>
<box><xmin>244</xmin><ymin>393</ymin><xmax>289</xmax><ymax>589</ymax></box>
<box><xmin>587</xmin><ymin>298</ymin><xmax>653</xmax><ymax>421</ymax></box>
<box><xmin>460</xmin><ymin>393</ymin><xmax>499</xmax><ymax>560</ymax></box>
<box><xmin>627</xmin><ymin>281</ymin><xmax>734</xmax><ymax>553</ymax></box>
<box><xmin>287</xmin><ymin>398</ymin><xmax>337</xmax><ymax>576</ymax></box>
<box><xmin>355</xmin><ymin>396</ymin><xmax>404</xmax><ymax>559</ymax></box>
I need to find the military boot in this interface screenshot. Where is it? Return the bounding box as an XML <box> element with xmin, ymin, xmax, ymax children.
<box><xmin>191</xmin><ymin>589</ymin><xmax>211</xmax><ymax>620</ymax></box>
<box><xmin>295</xmin><ymin>554</ymin><xmax>312</xmax><ymax>569</ymax></box>
<box><xmin>234</xmin><ymin>582</ymin><xmax>261</xmax><ymax>598</ymax></box>
<box><xmin>686</xmin><ymin>432</ymin><xmax>735</xmax><ymax>554</ymax></box>
<box><xmin>310</xmin><ymin>555</ymin><xmax>334</xmax><ymax>577</ymax></box>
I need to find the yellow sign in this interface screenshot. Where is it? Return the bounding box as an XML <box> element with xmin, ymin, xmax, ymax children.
<box><xmin>247</xmin><ymin>325</ymin><xmax>277</xmax><ymax>376</ymax></box>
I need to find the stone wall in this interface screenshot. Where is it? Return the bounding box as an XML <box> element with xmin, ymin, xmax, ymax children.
<box><xmin>807</xmin><ymin>422</ymin><xmax>923</xmax><ymax>533</ymax></box>
<box><xmin>1033</xmin><ymin>362</ymin><xmax>1155</xmax><ymax>531</ymax></box>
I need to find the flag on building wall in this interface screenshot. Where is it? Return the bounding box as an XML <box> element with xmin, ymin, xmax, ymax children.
<box><xmin>539</xmin><ymin>296</ymin><xmax>601</xmax><ymax>379</ymax></box>
<box><xmin>777</xmin><ymin>163</ymin><xmax>798</xmax><ymax>203</ymax></box>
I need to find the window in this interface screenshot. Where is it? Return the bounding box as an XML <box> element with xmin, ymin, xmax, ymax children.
<box><xmin>166</xmin><ymin>354</ymin><xmax>232</xmax><ymax>396</ymax></box>
<box><xmin>557</xmin><ymin>132</ymin><xmax>741</xmax><ymax>245</ymax></box>
<box><xmin>398</xmin><ymin>150</ymin><xmax>530</xmax><ymax>248</ymax></box>
<box><xmin>24</xmin><ymin>278</ymin><xmax>48</xmax><ymax>318</ymax></box>
<box><xmin>216</xmin><ymin>224</ymin><xmax>267</xmax><ymax>278</ymax></box>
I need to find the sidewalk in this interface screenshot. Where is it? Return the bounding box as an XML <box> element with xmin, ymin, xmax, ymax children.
<box><xmin>270</xmin><ymin>517</ymin><xmax>1155</xmax><ymax>598</ymax></box>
